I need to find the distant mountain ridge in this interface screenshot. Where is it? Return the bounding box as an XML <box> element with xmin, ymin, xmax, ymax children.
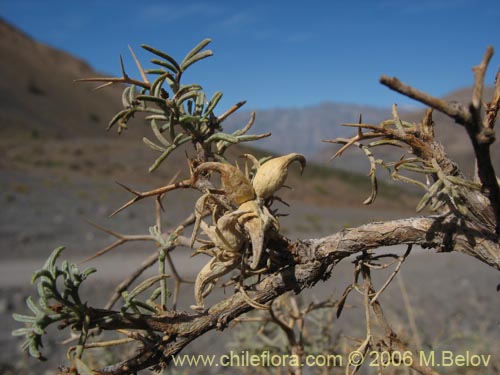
<box><xmin>1</xmin><ymin>18</ymin><xmax>496</xmax><ymax>177</ymax></box>
<box><xmin>0</xmin><ymin>18</ymin><xmax>394</xmax><ymax>150</ymax></box>
<box><xmin>224</xmin><ymin>102</ymin><xmax>391</xmax><ymax>157</ymax></box>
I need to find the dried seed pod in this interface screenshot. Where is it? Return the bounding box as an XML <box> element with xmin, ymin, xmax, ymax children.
<box><xmin>194</xmin><ymin>162</ymin><xmax>255</xmax><ymax>206</ymax></box>
<box><xmin>190</xmin><ymin>193</ymin><xmax>220</xmax><ymax>248</ymax></box>
<box><xmin>192</xmin><ymin>257</ymin><xmax>240</xmax><ymax>311</ymax></box>
<box><xmin>199</xmin><ymin>209</ymin><xmax>247</xmax><ymax>254</ymax></box>
<box><xmin>238</xmin><ymin>200</ymin><xmax>277</xmax><ymax>269</ymax></box>
<box><xmin>252</xmin><ymin>153</ymin><xmax>306</xmax><ymax>199</ymax></box>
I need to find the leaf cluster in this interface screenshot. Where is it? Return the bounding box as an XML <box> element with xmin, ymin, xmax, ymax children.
<box><xmin>78</xmin><ymin>39</ymin><xmax>269</xmax><ymax>172</ymax></box>
<box><xmin>324</xmin><ymin>106</ymin><xmax>482</xmax><ymax>215</ymax></box>
<box><xmin>12</xmin><ymin>247</ymin><xmax>96</xmax><ymax>361</ymax></box>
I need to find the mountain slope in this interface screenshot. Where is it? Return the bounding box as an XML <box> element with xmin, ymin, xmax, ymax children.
<box><xmin>0</xmin><ymin>19</ymin><xmax>130</xmax><ymax>139</ymax></box>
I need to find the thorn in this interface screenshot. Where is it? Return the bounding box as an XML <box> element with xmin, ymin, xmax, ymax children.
<box><xmin>93</xmin><ymin>82</ymin><xmax>115</xmax><ymax>91</ymax></box>
<box><xmin>128</xmin><ymin>45</ymin><xmax>149</xmax><ymax>84</ymax></box>
<box><xmin>82</xmin><ymin>218</ymin><xmax>121</xmax><ymax>238</ymax></box>
<box><xmin>119</xmin><ymin>55</ymin><xmax>128</xmax><ymax>78</ymax></box>
<box><xmin>273</xmin><ymin>196</ymin><xmax>290</xmax><ymax>207</ymax></box>
<box><xmin>78</xmin><ymin>239</ymin><xmax>125</xmax><ymax>264</ymax></box>
<box><xmin>115</xmin><ymin>181</ymin><xmax>141</xmax><ymax>196</ymax></box>
<box><xmin>156</xmin><ymin>195</ymin><xmax>166</xmax><ymax>212</ymax></box>
<box><xmin>109</xmin><ymin>198</ymin><xmax>140</xmax><ymax>217</ymax></box>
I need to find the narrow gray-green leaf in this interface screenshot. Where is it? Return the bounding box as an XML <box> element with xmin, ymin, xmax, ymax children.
<box><xmin>121</xmin><ymin>86</ymin><xmax>131</xmax><ymax>108</ymax></box>
<box><xmin>149</xmin><ymin>145</ymin><xmax>176</xmax><ymax>173</ymax></box>
<box><xmin>128</xmin><ymin>275</ymin><xmax>170</xmax><ymax>300</ymax></box>
<box><xmin>143</xmin><ymin>137</ymin><xmax>167</xmax><ymax>152</ymax></box>
<box><xmin>142</xmin><ymin>45</ymin><xmax>180</xmax><ymax>72</ymax></box>
<box><xmin>180</xmin><ymin>50</ymin><xmax>213</xmax><ymax>72</ymax></box>
<box><xmin>151</xmin><ymin>58</ymin><xmax>179</xmax><ymax>73</ymax></box>
<box><xmin>11</xmin><ymin>327</ymin><xmax>34</xmax><ymax>336</ymax></box>
<box><xmin>136</xmin><ymin>95</ymin><xmax>166</xmax><ymax>105</ymax></box>
<box><xmin>416</xmin><ymin>180</ymin><xmax>443</xmax><ymax>212</ymax></box>
<box><xmin>144</xmin><ymin>68</ymin><xmax>168</xmax><ymax>75</ymax></box>
<box><xmin>183</xmin><ymin>38</ymin><xmax>212</xmax><ymax>65</ymax></box>
<box><xmin>12</xmin><ymin>313</ymin><xmax>37</xmax><ymax>324</ymax></box>
<box><xmin>206</xmin><ymin>133</ymin><xmax>239</xmax><ymax>144</ymax></box>
<box><xmin>151</xmin><ymin>119</ymin><xmax>171</xmax><ymax>147</ymax></box>
<box><xmin>202</xmin><ymin>91</ymin><xmax>223</xmax><ymax>119</ymax></box>
<box><xmin>195</xmin><ymin>91</ymin><xmax>206</xmax><ymax>116</ymax></box>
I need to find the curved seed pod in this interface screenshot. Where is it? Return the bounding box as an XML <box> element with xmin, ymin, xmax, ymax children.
<box><xmin>194</xmin><ymin>162</ymin><xmax>255</xmax><ymax>206</ymax></box>
<box><xmin>199</xmin><ymin>209</ymin><xmax>248</xmax><ymax>253</ymax></box>
<box><xmin>252</xmin><ymin>153</ymin><xmax>306</xmax><ymax>199</ymax></box>
<box><xmin>191</xmin><ymin>194</ymin><xmax>208</xmax><ymax>248</ymax></box>
<box><xmin>192</xmin><ymin>257</ymin><xmax>240</xmax><ymax>311</ymax></box>
<box><xmin>238</xmin><ymin>200</ymin><xmax>276</xmax><ymax>269</ymax></box>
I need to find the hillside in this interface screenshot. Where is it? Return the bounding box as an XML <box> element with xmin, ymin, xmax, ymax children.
<box><xmin>0</xmin><ymin>19</ymin><xmax>137</xmax><ymax>139</ymax></box>
<box><xmin>0</xmin><ymin>17</ymin><xmax>418</xmax><ymax>209</ymax></box>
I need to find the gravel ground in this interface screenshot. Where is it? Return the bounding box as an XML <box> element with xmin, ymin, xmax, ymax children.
<box><xmin>2</xmin><ymin>153</ymin><xmax>500</xmax><ymax>374</ymax></box>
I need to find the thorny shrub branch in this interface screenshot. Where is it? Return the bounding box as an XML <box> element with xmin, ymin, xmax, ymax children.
<box><xmin>12</xmin><ymin>40</ymin><xmax>500</xmax><ymax>375</ymax></box>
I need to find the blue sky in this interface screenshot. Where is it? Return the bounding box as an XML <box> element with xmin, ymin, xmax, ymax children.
<box><xmin>2</xmin><ymin>0</ymin><xmax>499</xmax><ymax>111</ymax></box>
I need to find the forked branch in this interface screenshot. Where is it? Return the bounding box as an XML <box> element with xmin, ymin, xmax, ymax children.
<box><xmin>381</xmin><ymin>46</ymin><xmax>500</xmax><ymax>237</ymax></box>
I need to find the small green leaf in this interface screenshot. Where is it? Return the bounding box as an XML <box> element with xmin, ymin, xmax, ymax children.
<box><xmin>206</xmin><ymin>133</ymin><xmax>239</xmax><ymax>144</ymax></box>
<box><xmin>28</xmin><ymin>340</ymin><xmax>45</xmax><ymax>360</ymax></box>
<box><xmin>136</xmin><ymin>94</ymin><xmax>167</xmax><ymax>105</ymax></box>
<box><xmin>128</xmin><ymin>84</ymin><xmax>136</xmax><ymax>105</ymax></box>
<box><xmin>150</xmin><ymin>119</ymin><xmax>171</xmax><ymax>147</ymax></box>
<box><xmin>151</xmin><ymin>58</ymin><xmax>179</xmax><ymax>73</ymax></box>
<box><xmin>173</xmin><ymin>84</ymin><xmax>202</xmax><ymax>102</ymax></box>
<box><xmin>11</xmin><ymin>327</ymin><xmax>34</xmax><ymax>336</ymax></box>
<box><xmin>127</xmin><ymin>275</ymin><xmax>170</xmax><ymax>300</ymax></box>
<box><xmin>179</xmin><ymin>115</ymin><xmax>204</xmax><ymax>124</ymax></box>
<box><xmin>203</xmin><ymin>91</ymin><xmax>223</xmax><ymax>119</ymax></box>
<box><xmin>80</xmin><ymin>268</ymin><xmax>97</xmax><ymax>280</ymax></box>
<box><xmin>107</xmin><ymin>109</ymin><xmax>131</xmax><ymax>131</ymax></box>
<box><xmin>183</xmin><ymin>38</ymin><xmax>212</xmax><ymax>65</ymax></box>
<box><xmin>121</xmin><ymin>86</ymin><xmax>131</xmax><ymax>107</ymax></box>
<box><xmin>143</xmin><ymin>137</ymin><xmax>167</xmax><ymax>152</ymax></box>
<box><xmin>151</xmin><ymin>72</ymin><xmax>173</xmax><ymax>98</ymax></box>
<box><xmin>194</xmin><ymin>91</ymin><xmax>206</xmax><ymax>116</ymax></box>
<box><xmin>180</xmin><ymin>50</ymin><xmax>213</xmax><ymax>72</ymax></box>
<box><xmin>416</xmin><ymin>180</ymin><xmax>443</xmax><ymax>212</ymax></box>
<box><xmin>25</xmin><ymin>296</ymin><xmax>43</xmax><ymax>316</ymax></box>
<box><xmin>148</xmin><ymin>135</ymin><xmax>192</xmax><ymax>172</ymax></box>
<box><xmin>31</xmin><ymin>269</ymin><xmax>54</xmax><ymax>284</ymax></box>
<box><xmin>176</xmin><ymin>91</ymin><xmax>200</xmax><ymax>107</ymax></box>
<box><xmin>144</xmin><ymin>68</ymin><xmax>169</xmax><ymax>75</ymax></box>
<box><xmin>12</xmin><ymin>313</ymin><xmax>37</xmax><ymax>324</ymax></box>
<box><xmin>42</xmin><ymin>247</ymin><xmax>65</xmax><ymax>275</ymax></box>
<box><xmin>142</xmin><ymin>44</ymin><xmax>180</xmax><ymax>72</ymax></box>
